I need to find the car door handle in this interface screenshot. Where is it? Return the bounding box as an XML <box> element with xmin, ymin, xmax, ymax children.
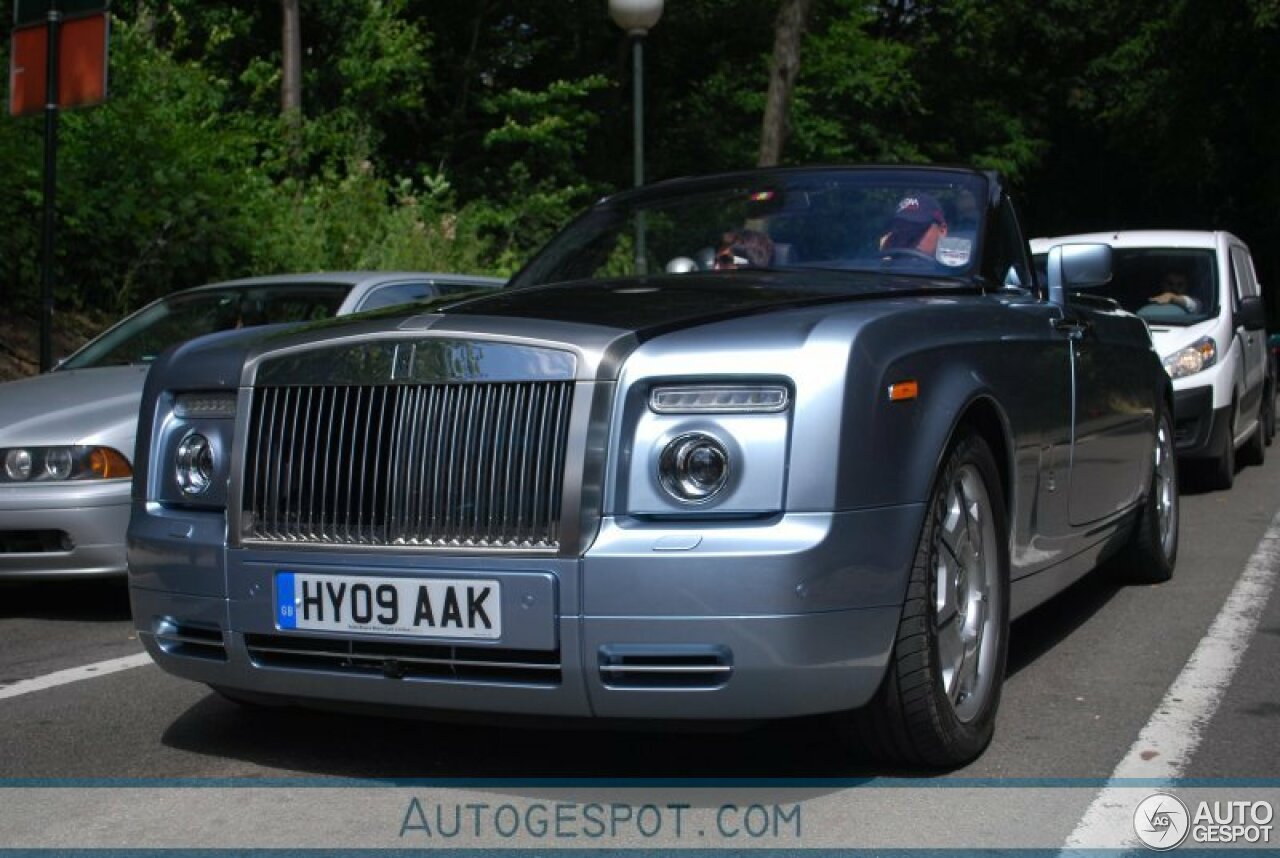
<box><xmin>1053</xmin><ymin>317</ymin><xmax>1091</xmax><ymax>339</ymax></box>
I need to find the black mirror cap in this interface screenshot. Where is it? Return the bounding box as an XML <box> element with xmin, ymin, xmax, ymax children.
<box><xmin>1046</xmin><ymin>243</ymin><xmax>1113</xmax><ymax>306</ymax></box>
<box><xmin>1238</xmin><ymin>295</ymin><xmax>1267</xmax><ymax>331</ymax></box>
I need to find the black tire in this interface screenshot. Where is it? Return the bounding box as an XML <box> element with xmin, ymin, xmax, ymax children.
<box><xmin>1241</xmin><ymin>393</ymin><xmax>1266</xmax><ymax>466</ymax></box>
<box><xmin>843</xmin><ymin>429</ymin><xmax>1010</xmax><ymax>768</ymax></box>
<box><xmin>1241</xmin><ymin>417</ymin><xmax>1266</xmax><ymax>466</ymax></box>
<box><xmin>1204</xmin><ymin>404</ymin><xmax>1236</xmax><ymax>490</ymax></box>
<box><xmin>1120</xmin><ymin>405</ymin><xmax>1178</xmax><ymax>584</ymax></box>
<box><xmin>1263</xmin><ymin>381</ymin><xmax>1275</xmax><ymax>447</ymax></box>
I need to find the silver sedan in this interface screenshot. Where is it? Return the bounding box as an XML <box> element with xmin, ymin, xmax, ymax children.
<box><xmin>0</xmin><ymin>271</ymin><xmax>502</xmax><ymax>579</ymax></box>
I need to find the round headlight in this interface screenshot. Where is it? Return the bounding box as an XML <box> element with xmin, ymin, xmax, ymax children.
<box><xmin>658</xmin><ymin>432</ymin><xmax>730</xmax><ymax>503</ymax></box>
<box><xmin>4</xmin><ymin>449</ymin><xmax>33</xmax><ymax>482</ymax></box>
<box><xmin>175</xmin><ymin>434</ymin><xmax>215</xmax><ymax>496</ymax></box>
<box><xmin>44</xmin><ymin>448</ymin><xmax>73</xmax><ymax>480</ymax></box>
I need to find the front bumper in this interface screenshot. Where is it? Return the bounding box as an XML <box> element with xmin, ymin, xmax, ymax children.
<box><xmin>1172</xmin><ymin>385</ymin><xmax>1229</xmax><ymax>458</ymax></box>
<box><xmin>0</xmin><ymin>481</ymin><xmax>130</xmax><ymax>578</ymax></box>
<box><xmin>129</xmin><ymin>505</ymin><xmax>922</xmax><ymax>721</ymax></box>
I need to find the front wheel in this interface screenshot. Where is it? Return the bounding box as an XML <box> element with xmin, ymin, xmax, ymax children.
<box><xmin>1264</xmin><ymin>380</ymin><xmax>1276</xmax><ymax>446</ymax></box>
<box><xmin>1241</xmin><ymin>413</ymin><xmax>1266</xmax><ymax>466</ymax></box>
<box><xmin>843</xmin><ymin>429</ymin><xmax>1010</xmax><ymax>768</ymax></box>
<box><xmin>1119</xmin><ymin>404</ymin><xmax>1178</xmax><ymax>584</ymax></box>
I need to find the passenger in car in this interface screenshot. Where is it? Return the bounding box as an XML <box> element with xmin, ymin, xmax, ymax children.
<box><xmin>714</xmin><ymin>228</ymin><xmax>775</xmax><ymax>269</ymax></box>
<box><xmin>879</xmin><ymin>193</ymin><xmax>949</xmax><ymax>256</ymax></box>
<box><xmin>1149</xmin><ymin>269</ymin><xmax>1202</xmax><ymax>312</ymax></box>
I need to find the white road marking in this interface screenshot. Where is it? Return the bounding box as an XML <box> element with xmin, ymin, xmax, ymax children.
<box><xmin>0</xmin><ymin>652</ymin><xmax>154</xmax><ymax>701</ymax></box>
<box><xmin>1063</xmin><ymin>507</ymin><xmax>1280</xmax><ymax>849</ymax></box>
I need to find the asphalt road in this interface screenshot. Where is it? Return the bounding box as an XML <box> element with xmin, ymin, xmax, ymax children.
<box><xmin>1</xmin><ymin>449</ymin><xmax>1278</xmax><ymax>845</ymax></box>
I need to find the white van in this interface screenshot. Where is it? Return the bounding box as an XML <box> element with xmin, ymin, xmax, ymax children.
<box><xmin>1031</xmin><ymin>230</ymin><xmax>1272</xmax><ymax>489</ymax></box>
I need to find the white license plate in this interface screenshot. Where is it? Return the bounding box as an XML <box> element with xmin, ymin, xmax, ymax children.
<box><xmin>275</xmin><ymin>572</ymin><xmax>501</xmax><ymax>640</ymax></box>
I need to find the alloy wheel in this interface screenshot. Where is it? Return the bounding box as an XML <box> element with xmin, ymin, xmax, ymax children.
<box><xmin>933</xmin><ymin>463</ymin><xmax>1001</xmax><ymax>723</ymax></box>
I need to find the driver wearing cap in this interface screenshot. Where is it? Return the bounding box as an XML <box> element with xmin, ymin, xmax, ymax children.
<box><xmin>880</xmin><ymin>193</ymin><xmax>949</xmax><ymax>257</ymax></box>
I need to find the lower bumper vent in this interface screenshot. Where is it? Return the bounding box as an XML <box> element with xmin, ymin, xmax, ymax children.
<box><xmin>245</xmin><ymin>633</ymin><xmax>561</xmax><ymax>686</ymax></box>
<box><xmin>598</xmin><ymin>645</ymin><xmax>733</xmax><ymax>689</ymax></box>
<box><xmin>0</xmin><ymin>530</ymin><xmax>72</xmax><ymax>554</ymax></box>
<box><xmin>1173</xmin><ymin>415</ymin><xmax>1202</xmax><ymax>447</ymax></box>
<box><xmin>155</xmin><ymin>619</ymin><xmax>228</xmax><ymax>662</ymax></box>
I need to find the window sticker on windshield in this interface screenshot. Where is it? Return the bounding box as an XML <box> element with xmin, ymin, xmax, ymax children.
<box><xmin>936</xmin><ymin>237</ymin><xmax>971</xmax><ymax>268</ymax></box>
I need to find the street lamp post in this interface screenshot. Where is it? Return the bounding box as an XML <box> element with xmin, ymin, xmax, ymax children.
<box><xmin>608</xmin><ymin>0</ymin><xmax>663</xmax><ymax>189</ymax></box>
<box><xmin>609</xmin><ymin>0</ymin><xmax>663</xmax><ymax>272</ymax></box>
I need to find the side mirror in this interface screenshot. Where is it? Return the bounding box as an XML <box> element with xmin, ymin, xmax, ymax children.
<box><xmin>1237</xmin><ymin>295</ymin><xmax>1267</xmax><ymax>331</ymax></box>
<box><xmin>1046</xmin><ymin>243</ymin><xmax>1113</xmax><ymax>307</ymax></box>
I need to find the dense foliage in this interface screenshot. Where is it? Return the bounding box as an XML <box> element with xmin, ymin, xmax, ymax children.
<box><xmin>1</xmin><ymin>0</ymin><xmax>1278</xmax><ymax>317</ymax></box>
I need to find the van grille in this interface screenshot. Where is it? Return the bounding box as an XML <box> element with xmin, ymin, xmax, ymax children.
<box><xmin>242</xmin><ymin>382</ymin><xmax>573</xmax><ymax>549</ymax></box>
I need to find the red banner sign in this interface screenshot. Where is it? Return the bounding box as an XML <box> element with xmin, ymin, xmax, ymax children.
<box><xmin>9</xmin><ymin>12</ymin><xmax>109</xmax><ymax>117</ymax></box>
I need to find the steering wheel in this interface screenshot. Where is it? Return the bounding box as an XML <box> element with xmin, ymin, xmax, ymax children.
<box><xmin>1137</xmin><ymin>301</ymin><xmax>1192</xmax><ymax>322</ymax></box>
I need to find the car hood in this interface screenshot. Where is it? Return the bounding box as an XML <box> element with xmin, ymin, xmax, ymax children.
<box><xmin>142</xmin><ymin>272</ymin><xmax>976</xmax><ymax>394</ymax></box>
<box><xmin>441</xmin><ymin>272</ymin><xmax>970</xmax><ymax>334</ymax></box>
<box><xmin>133</xmin><ymin>273</ymin><xmax>978</xmax><ymax>498</ymax></box>
<box><xmin>1145</xmin><ymin>318</ymin><xmax>1219</xmax><ymax>360</ymax></box>
<box><xmin>0</xmin><ymin>365</ymin><xmax>150</xmax><ymax>456</ymax></box>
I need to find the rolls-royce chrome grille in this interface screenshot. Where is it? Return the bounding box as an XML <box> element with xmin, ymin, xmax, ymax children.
<box><xmin>242</xmin><ymin>382</ymin><xmax>574</xmax><ymax>549</ymax></box>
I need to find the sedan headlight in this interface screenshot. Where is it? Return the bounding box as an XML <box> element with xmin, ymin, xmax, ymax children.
<box><xmin>625</xmin><ymin>380</ymin><xmax>791</xmax><ymax>515</ymax></box>
<box><xmin>155</xmin><ymin>390</ymin><xmax>238</xmax><ymax>507</ymax></box>
<box><xmin>175</xmin><ymin>433</ymin><xmax>215</xmax><ymax>496</ymax></box>
<box><xmin>1162</xmin><ymin>336</ymin><xmax>1217</xmax><ymax>379</ymax></box>
<box><xmin>0</xmin><ymin>446</ymin><xmax>132</xmax><ymax>483</ymax></box>
<box><xmin>658</xmin><ymin>432</ymin><xmax>731</xmax><ymax>503</ymax></box>
<box><xmin>4</xmin><ymin>449</ymin><xmax>32</xmax><ymax>481</ymax></box>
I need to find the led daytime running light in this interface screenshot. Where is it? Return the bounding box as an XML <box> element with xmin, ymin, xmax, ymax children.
<box><xmin>174</xmin><ymin>392</ymin><xmax>238</xmax><ymax>418</ymax></box>
<box><xmin>650</xmin><ymin>385</ymin><xmax>789</xmax><ymax>414</ymax></box>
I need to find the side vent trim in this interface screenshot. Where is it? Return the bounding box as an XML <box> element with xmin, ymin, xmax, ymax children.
<box><xmin>598</xmin><ymin>644</ymin><xmax>733</xmax><ymax>689</ymax></box>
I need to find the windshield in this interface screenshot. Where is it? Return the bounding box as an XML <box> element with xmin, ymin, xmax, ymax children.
<box><xmin>60</xmin><ymin>283</ymin><xmax>351</xmax><ymax>370</ymax></box>
<box><xmin>511</xmin><ymin>168</ymin><xmax>989</xmax><ymax>289</ymax></box>
<box><xmin>1033</xmin><ymin>248</ymin><xmax>1218</xmax><ymax>326</ymax></box>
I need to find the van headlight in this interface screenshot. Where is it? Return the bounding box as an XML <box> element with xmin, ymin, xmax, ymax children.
<box><xmin>1162</xmin><ymin>336</ymin><xmax>1217</xmax><ymax>378</ymax></box>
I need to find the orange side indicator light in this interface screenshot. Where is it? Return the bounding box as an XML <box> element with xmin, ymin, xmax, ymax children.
<box><xmin>89</xmin><ymin>447</ymin><xmax>133</xmax><ymax>479</ymax></box>
<box><xmin>888</xmin><ymin>380</ymin><xmax>919</xmax><ymax>402</ymax></box>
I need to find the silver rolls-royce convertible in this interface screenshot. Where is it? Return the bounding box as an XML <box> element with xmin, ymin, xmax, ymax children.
<box><xmin>128</xmin><ymin>166</ymin><xmax>1176</xmax><ymax>767</ymax></box>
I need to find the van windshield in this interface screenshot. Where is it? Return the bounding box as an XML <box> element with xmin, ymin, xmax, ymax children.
<box><xmin>1035</xmin><ymin>248</ymin><xmax>1218</xmax><ymax>326</ymax></box>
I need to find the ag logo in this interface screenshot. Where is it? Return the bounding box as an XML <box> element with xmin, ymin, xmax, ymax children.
<box><xmin>1134</xmin><ymin>793</ymin><xmax>1190</xmax><ymax>850</ymax></box>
